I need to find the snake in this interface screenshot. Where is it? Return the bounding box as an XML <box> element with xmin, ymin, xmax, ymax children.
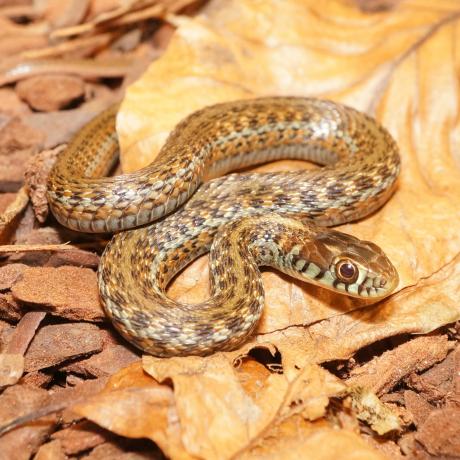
<box><xmin>47</xmin><ymin>97</ymin><xmax>400</xmax><ymax>357</ymax></box>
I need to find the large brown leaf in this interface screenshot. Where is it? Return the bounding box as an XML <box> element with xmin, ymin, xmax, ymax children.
<box><xmin>74</xmin><ymin>1</ymin><xmax>460</xmax><ymax>458</ymax></box>
<box><xmin>117</xmin><ymin>0</ymin><xmax>460</xmax><ymax>348</ymax></box>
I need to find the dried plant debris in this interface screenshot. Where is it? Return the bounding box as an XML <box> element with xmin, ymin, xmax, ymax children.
<box><xmin>0</xmin><ymin>0</ymin><xmax>459</xmax><ymax>459</ymax></box>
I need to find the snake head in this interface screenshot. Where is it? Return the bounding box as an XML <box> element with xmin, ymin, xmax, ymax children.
<box><xmin>294</xmin><ymin>229</ymin><xmax>399</xmax><ymax>299</ymax></box>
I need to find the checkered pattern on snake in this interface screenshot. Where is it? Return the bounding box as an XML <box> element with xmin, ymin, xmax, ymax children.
<box><xmin>47</xmin><ymin>97</ymin><xmax>400</xmax><ymax>356</ymax></box>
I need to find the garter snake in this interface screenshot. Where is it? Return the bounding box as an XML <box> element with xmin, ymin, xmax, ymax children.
<box><xmin>47</xmin><ymin>97</ymin><xmax>400</xmax><ymax>356</ymax></box>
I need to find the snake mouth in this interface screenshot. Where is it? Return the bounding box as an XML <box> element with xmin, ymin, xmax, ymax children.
<box><xmin>347</xmin><ymin>271</ymin><xmax>399</xmax><ymax>299</ymax></box>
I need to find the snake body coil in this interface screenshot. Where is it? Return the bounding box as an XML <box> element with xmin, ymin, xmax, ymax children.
<box><xmin>47</xmin><ymin>97</ymin><xmax>400</xmax><ymax>356</ymax></box>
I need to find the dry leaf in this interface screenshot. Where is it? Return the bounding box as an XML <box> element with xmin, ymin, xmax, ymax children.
<box><xmin>110</xmin><ymin>2</ymin><xmax>460</xmax><ymax>455</ymax></box>
<box><xmin>1</xmin><ymin>1</ymin><xmax>459</xmax><ymax>458</ymax></box>
<box><xmin>73</xmin><ymin>362</ymin><xmax>194</xmax><ymax>460</ymax></box>
<box><xmin>239</xmin><ymin>415</ymin><xmax>388</xmax><ymax>460</ymax></box>
<box><xmin>117</xmin><ymin>0</ymin><xmax>460</xmax><ymax>345</ymax></box>
<box><xmin>142</xmin><ymin>350</ymin><xmax>351</xmax><ymax>459</ymax></box>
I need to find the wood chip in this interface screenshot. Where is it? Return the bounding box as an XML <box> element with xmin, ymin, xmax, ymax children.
<box><xmin>0</xmin><ymin>192</ymin><xmax>17</xmax><ymax>213</ymax></box>
<box><xmin>12</xmin><ymin>266</ymin><xmax>104</xmax><ymax>322</ymax></box>
<box><xmin>34</xmin><ymin>439</ymin><xmax>67</xmax><ymax>460</ymax></box>
<box><xmin>62</xmin><ymin>344</ymin><xmax>140</xmax><ymax>378</ymax></box>
<box><xmin>16</xmin><ymin>74</ymin><xmax>85</xmax><ymax>112</ymax></box>
<box><xmin>0</xmin><ymin>263</ymin><xmax>27</xmax><ymax>291</ymax></box>
<box><xmin>46</xmin><ymin>249</ymin><xmax>99</xmax><ymax>269</ymax></box>
<box><xmin>0</xmin><ymin>385</ymin><xmax>56</xmax><ymax>460</ymax></box>
<box><xmin>24</xmin><ymin>146</ymin><xmax>63</xmax><ymax>223</ymax></box>
<box><xmin>51</xmin><ymin>420</ymin><xmax>113</xmax><ymax>455</ymax></box>
<box><xmin>0</xmin><ymin>148</ymin><xmax>37</xmax><ymax>192</ymax></box>
<box><xmin>406</xmin><ymin>345</ymin><xmax>459</xmax><ymax>403</ymax></box>
<box><xmin>403</xmin><ymin>390</ymin><xmax>434</xmax><ymax>428</ymax></box>
<box><xmin>23</xmin><ymin>96</ymin><xmax>119</xmax><ymax>148</ymax></box>
<box><xmin>4</xmin><ymin>311</ymin><xmax>47</xmax><ymax>355</ymax></box>
<box><xmin>0</xmin><ymin>187</ymin><xmax>29</xmax><ymax>241</ymax></box>
<box><xmin>0</xmin><ymin>88</ymin><xmax>30</xmax><ymax>116</ymax></box>
<box><xmin>20</xmin><ymin>370</ymin><xmax>53</xmax><ymax>388</ymax></box>
<box><xmin>0</xmin><ymin>116</ymin><xmax>43</xmax><ymax>155</ymax></box>
<box><xmin>55</xmin><ymin>376</ymin><xmax>110</xmax><ymax>424</ymax></box>
<box><xmin>415</xmin><ymin>407</ymin><xmax>460</xmax><ymax>457</ymax></box>
<box><xmin>0</xmin><ymin>292</ymin><xmax>22</xmax><ymax>321</ymax></box>
<box><xmin>24</xmin><ymin>322</ymin><xmax>104</xmax><ymax>372</ymax></box>
<box><xmin>85</xmin><ymin>441</ymin><xmax>163</xmax><ymax>460</ymax></box>
<box><xmin>346</xmin><ymin>336</ymin><xmax>452</xmax><ymax>396</ymax></box>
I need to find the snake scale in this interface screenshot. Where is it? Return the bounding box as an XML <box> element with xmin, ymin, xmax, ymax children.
<box><xmin>47</xmin><ymin>97</ymin><xmax>400</xmax><ymax>357</ymax></box>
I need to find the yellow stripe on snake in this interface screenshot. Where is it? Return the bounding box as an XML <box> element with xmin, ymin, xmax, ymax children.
<box><xmin>47</xmin><ymin>97</ymin><xmax>400</xmax><ymax>357</ymax></box>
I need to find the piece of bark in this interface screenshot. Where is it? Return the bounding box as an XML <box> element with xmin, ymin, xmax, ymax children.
<box><xmin>51</xmin><ymin>420</ymin><xmax>113</xmax><ymax>455</ymax></box>
<box><xmin>34</xmin><ymin>439</ymin><xmax>67</xmax><ymax>460</ymax></box>
<box><xmin>0</xmin><ymin>192</ymin><xmax>17</xmax><ymax>212</ymax></box>
<box><xmin>0</xmin><ymin>385</ymin><xmax>56</xmax><ymax>460</ymax></box>
<box><xmin>65</xmin><ymin>374</ymin><xmax>85</xmax><ymax>386</ymax></box>
<box><xmin>4</xmin><ymin>311</ymin><xmax>47</xmax><ymax>354</ymax></box>
<box><xmin>7</xmin><ymin>225</ymin><xmax>70</xmax><ymax>266</ymax></box>
<box><xmin>0</xmin><ymin>147</ymin><xmax>37</xmax><ymax>192</ymax></box>
<box><xmin>16</xmin><ymin>75</ymin><xmax>85</xmax><ymax>112</ymax></box>
<box><xmin>362</xmin><ymin>434</ymin><xmax>404</xmax><ymax>460</ymax></box>
<box><xmin>23</xmin><ymin>96</ymin><xmax>119</xmax><ymax>148</ymax></box>
<box><xmin>24</xmin><ymin>146</ymin><xmax>63</xmax><ymax>223</ymax></box>
<box><xmin>346</xmin><ymin>335</ymin><xmax>452</xmax><ymax>396</ymax></box>
<box><xmin>0</xmin><ymin>311</ymin><xmax>46</xmax><ymax>386</ymax></box>
<box><xmin>54</xmin><ymin>376</ymin><xmax>110</xmax><ymax>424</ymax></box>
<box><xmin>62</xmin><ymin>344</ymin><xmax>140</xmax><ymax>378</ymax></box>
<box><xmin>16</xmin><ymin>227</ymin><xmax>68</xmax><ymax>245</ymax></box>
<box><xmin>0</xmin><ymin>116</ymin><xmax>43</xmax><ymax>155</ymax></box>
<box><xmin>0</xmin><ymin>88</ymin><xmax>31</xmax><ymax>116</ymax></box>
<box><xmin>43</xmin><ymin>0</ymin><xmax>90</xmax><ymax>29</ymax></box>
<box><xmin>0</xmin><ymin>319</ymin><xmax>13</xmax><ymax>349</ymax></box>
<box><xmin>0</xmin><ymin>263</ymin><xmax>27</xmax><ymax>291</ymax></box>
<box><xmin>0</xmin><ymin>292</ymin><xmax>22</xmax><ymax>321</ymax></box>
<box><xmin>354</xmin><ymin>0</ymin><xmax>402</xmax><ymax>12</ymax></box>
<box><xmin>46</xmin><ymin>249</ymin><xmax>99</xmax><ymax>269</ymax></box>
<box><xmin>152</xmin><ymin>23</ymin><xmax>175</xmax><ymax>51</ymax></box>
<box><xmin>0</xmin><ymin>35</ymin><xmax>48</xmax><ymax>57</ymax></box>
<box><xmin>20</xmin><ymin>370</ymin><xmax>53</xmax><ymax>388</ymax></box>
<box><xmin>453</xmin><ymin>346</ymin><xmax>460</xmax><ymax>400</ymax></box>
<box><xmin>415</xmin><ymin>345</ymin><xmax>458</xmax><ymax>396</ymax></box>
<box><xmin>403</xmin><ymin>390</ymin><xmax>434</xmax><ymax>428</ymax></box>
<box><xmin>398</xmin><ymin>432</ymin><xmax>420</xmax><ymax>458</ymax></box>
<box><xmin>415</xmin><ymin>407</ymin><xmax>460</xmax><ymax>457</ymax></box>
<box><xmin>0</xmin><ymin>187</ymin><xmax>29</xmax><ymax>243</ymax></box>
<box><xmin>10</xmin><ymin>204</ymin><xmax>37</xmax><ymax>247</ymax></box>
<box><xmin>380</xmin><ymin>391</ymin><xmax>405</xmax><ymax>405</ymax></box>
<box><xmin>12</xmin><ymin>266</ymin><xmax>105</xmax><ymax>322</ymax></box>
<box><xmin>24</xmin><ymin>322</ymin><xmax>104</xmax><ymax>372</ymax></box>
<box><xmin>85</xmin><ymin>441</ymin><xmax>164</xmax><ymax>460</ymax></box>
<box><xmin>406</xmin><ymin>346</ymin><xmax>459</xmax><ymax>404</ymax></box>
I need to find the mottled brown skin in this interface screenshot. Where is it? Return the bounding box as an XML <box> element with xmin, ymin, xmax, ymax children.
<box><xmin>47</xmin><ymin>97</ymin><xmax>401</xmax><ymax>356</ymax></box>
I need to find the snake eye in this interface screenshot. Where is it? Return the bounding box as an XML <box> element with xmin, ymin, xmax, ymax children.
<box><xmin>335</xmin><ymin>259</ymin><xmax>359</xmax><ymax>284</ymax></box>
